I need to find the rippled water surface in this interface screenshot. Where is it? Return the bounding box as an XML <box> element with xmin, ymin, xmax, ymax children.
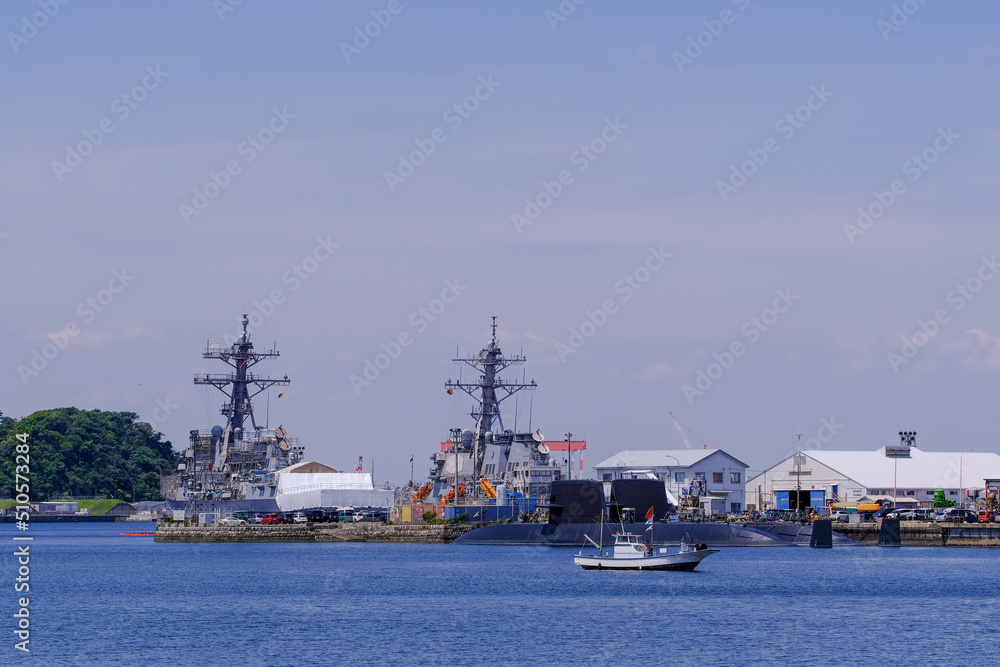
<box><xmin>3</xmin><ymin>522</ymin><xmax>999</xmax><ymax>666</ymax></box>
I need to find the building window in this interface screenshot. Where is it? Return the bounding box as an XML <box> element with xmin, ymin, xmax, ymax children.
<box><xmin>949</xmin><ymin>491</ymin><xmax>957</xmax><ymax>496</ymax></box>
<box><xmin>602</xmin><ymin>473</ymin><xmax>611</xmax><ymax>482</ymax></box>
<box><xmin>906</xmin><ymin>490</ymin><xmax>915</xmax><ymax>496</ymax></box>
<box><xmin>713</xmin><ymin>472</ymin><xmax>723</xmax><ymax>483</ymax></box>
<box><xmin>674</xmin><ymin>472</ymin><xmax>685</xmax><ymax>483</ymax></box>
<box><xmin>730</xmin><ymin>472</ymin><xmax>741</xmax><ymax>484</ymax></box>
<box><xmin>730</xmin><ymin>503</ymin><xmax>741</xmax><ymax>513</ymax></box>
<box><xmin>694</xmin><ymin>472</ymin><xmax>706</xmax><ymax>480</ymax></box>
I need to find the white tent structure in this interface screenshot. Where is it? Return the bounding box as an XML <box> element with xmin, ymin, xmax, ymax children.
<box><xmin>275</xmin><ymin>461</ymin><xmax>394</xmax><ymax>510</ymax></box>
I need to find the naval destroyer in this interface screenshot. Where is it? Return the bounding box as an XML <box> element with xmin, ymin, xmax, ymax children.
<box><xmin>420</xmin><ymin>317</ymin><xmax>571</xmax><ymax>504</ymax></box>
<box><xmin>167</xmin><ymin>314</ymin><xmax>304</xmax><ymax>514</ymax></box>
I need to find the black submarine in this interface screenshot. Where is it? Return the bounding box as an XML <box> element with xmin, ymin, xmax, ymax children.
<box><xmin>453</xmin><ymin>479</ymin><xmax>857</xmax><ymax>547</ymax></box>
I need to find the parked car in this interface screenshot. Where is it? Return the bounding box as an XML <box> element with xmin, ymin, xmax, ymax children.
<box><xmin>278</xmin><ymin>512</ymin><xmax>295</xmax><ymax>524</ymax></box>
<box><xmin>307</xmin><ymin>510</ymin><xmax>326</xmax><ymax>523</ymax></box>
<box><xmin>324</xmin><ymin>511</ymin><xmax>340</xmax><ymax>523</ymax></box>
<box><xmin>935</xmin><ymin>508</ymin><xmax>977</xmax><ymax>523</ymax></box>
<box><xmin>830</xmin><ymin>511</ymin><xmax>848</xmax><ymax>522</ymax></box>
<box><xmin>337</xmin><ymin>507</ymin><xmax>355</xmax><ymax>522</ymax></box>
<box><xmin>249</xmin><ymin>513</ymin><xmax>264</xmax><ymax>524</ymax></box>
<box><xmin>262</xmin><ymin>513</ymin><xmax>281</xmax><ymax>524</ymax></box>
<box><xmin>292</xmin><ymin>512</ymin><xmax>308</xmax><ymax>523</ymax></box>
<box><xmin>873</xmin><ymin>507</ymin><xmax>895</xmax><ymax>520</ymax></box>
<box><xmin>218</xmin><ymin>516</ymin><xmax>246</xmax><ymax>526</ymax></box>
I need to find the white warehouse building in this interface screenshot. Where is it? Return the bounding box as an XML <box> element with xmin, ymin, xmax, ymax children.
<box><xmin>592</xmin><ymin>449</ymin><xmax>749</xmax><ymax>517</ymax></box>
<box><xmin>746</xmin><ymin>447</ymin><xmax>1000</xmax><ymax>511</ymax></box>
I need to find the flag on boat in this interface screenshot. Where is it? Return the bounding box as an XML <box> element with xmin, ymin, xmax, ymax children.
<box><xmin>645</xmin><ymin>506</ymin><xmax>654</xmax><ymax>531</ymax></box>
<box><xmin>447</xmin><ymin>388</ymin><xmax>454</xmax><ymax>395</ymax></box>
<box><xmin>278</xmin><ymin>392</ymin><xmax>285</xmax><ymax>398</ymax></box>
<box><xmin>645</xmin><ymin>506</ymin><xmax>654</xmax><ymax>520</ymax></box>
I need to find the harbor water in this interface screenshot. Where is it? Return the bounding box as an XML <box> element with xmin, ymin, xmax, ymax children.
<box><xmin>4</xmin><ymin>522</ymin><xmax>999</xmax><ymax>665</ymax></box>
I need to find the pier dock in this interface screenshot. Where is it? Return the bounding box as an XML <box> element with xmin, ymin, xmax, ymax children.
<box><xmin>154</xmin><ymin>521</ymin><xmax>477</xmax><ymax>544</ymax></box>
<box><xmin>833</xmin><ymin>522</ymin><xmax>1000</xmax><ymax>546</ymax></box>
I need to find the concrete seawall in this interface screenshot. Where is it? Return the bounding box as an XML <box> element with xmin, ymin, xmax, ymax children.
<box><xmin>833</xmin><ymin>522</ymin><xmax>1000</xmax><ymax>546</ymax></box>
<box><xmin>154</xmin><ymin>521</ymin><xmax>477</xmax><ymax>544</ymax></box>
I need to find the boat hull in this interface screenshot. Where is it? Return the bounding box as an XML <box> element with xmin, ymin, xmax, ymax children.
<box><xmin>574</xmin><ymin>548</ymin><xmax>719</xmax><ymax>571</ymax></box>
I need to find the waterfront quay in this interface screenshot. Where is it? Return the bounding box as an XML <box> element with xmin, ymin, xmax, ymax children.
<box><xmin>154</xmin><ymin>520</ymin><xmax>477</xmax><ymax>543</ymax></box>
<box><xmin>833</xmin><ymin>522</ymin><xmax>1000</xmax><ymax>546</ymax></box>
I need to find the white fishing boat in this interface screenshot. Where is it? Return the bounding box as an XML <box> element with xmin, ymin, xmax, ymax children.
<box><xmin>574</xmin><ymin>532</ymin><xmax>719</xmax><ymax>571</ymax></box>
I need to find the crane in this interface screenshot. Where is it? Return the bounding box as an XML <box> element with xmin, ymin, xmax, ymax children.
<box><xmin>669</xmin><ymin>412</ymin><xmax>694</xmax><ymax>450</ymax></box>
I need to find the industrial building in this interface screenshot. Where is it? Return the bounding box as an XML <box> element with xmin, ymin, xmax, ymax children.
<box><xmin>746</xmin><ymin>446</ymin><xmax>1000</xmax><ymax>510</ymax></box>
<box><xmin>592</xmin><ymin>449</ymin><xmax>749</xmax><ymax>517</ymax></box>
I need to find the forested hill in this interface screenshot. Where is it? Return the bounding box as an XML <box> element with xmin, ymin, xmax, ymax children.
<box><xmin>0</xmin><ymin>408</ymin><xmax>178</xmax><ymax>502</ymax></box>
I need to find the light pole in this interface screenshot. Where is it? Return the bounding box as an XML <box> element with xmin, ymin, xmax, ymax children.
<box><xmin>896</xmin><ymin>431</ymin><xmax>917</xmax><ymax>508</ymax></box>
<box><xmin>959</xmin><ymin>449</ymin><xmax>973</xmax><ymax>510</ymax></box>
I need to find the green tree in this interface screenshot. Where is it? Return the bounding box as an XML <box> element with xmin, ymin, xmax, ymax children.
<box><xmin>0</xmin><ymin>408</ymin><xmax>178</xmax><ymax>501</ymax></box>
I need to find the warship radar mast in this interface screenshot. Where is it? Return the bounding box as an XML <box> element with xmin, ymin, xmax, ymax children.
<box><xmin>194</xmin><ymin>313</ymin><xmax>289</xmax><ymax>437</ymax></box>
<box><xmin>445</xmin><ymin>316</ymin><xmax>536</xmax><ymax>438</ymax></box>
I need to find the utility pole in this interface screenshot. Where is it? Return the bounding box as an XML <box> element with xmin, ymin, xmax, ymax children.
<box><xmin>794</xmin><ymin>432</ymin><xmax>803</xmax><ymax>514</ymax></box>
<box><xmin>565</xmin><ymin>432</ymin><xmax>572</xmax><ymax>481</ymax></box>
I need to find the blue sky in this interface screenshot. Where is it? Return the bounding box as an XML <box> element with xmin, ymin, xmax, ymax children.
<box><xmin>3</xmin><ymin>1</ymin><xmax>1000</xmax><ymax>484</ymax></box>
